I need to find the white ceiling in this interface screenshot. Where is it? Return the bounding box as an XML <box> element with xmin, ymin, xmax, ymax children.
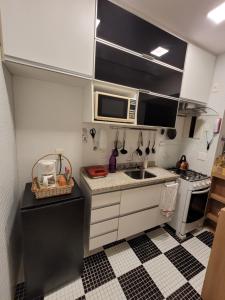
<box><xmin>114</xmin><ymin>0</ymin><xmax>225</xmax><ymax>55</ymax></box>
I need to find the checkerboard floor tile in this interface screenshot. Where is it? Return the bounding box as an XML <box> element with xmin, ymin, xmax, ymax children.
<box><xmin>143</xmin><ymin>254</ymin><xmax>187</xmax><ymax>298</ymax></box>
<box><xmin>104</xmin><ymin>241</ymin><xmax>141</xmax><ymax>277</ymax></box>
<box><xmin>85</xmin><ymin>279</ymin><xmax>126</xmax><ymax>300</ymax></box>
<box><xmin>15</xmin><ymin>229</ymin><xmax>213</xmax><ymax>300</ymax></box>
<box><xmin>81</xmin><ymin>251</ymin><xmax>115</xmax><ymax>293</ymax></box>
<box><xmin>196</xmin><ymin>230</ymin><xmax>214</xmax><ymax>248</ymax></box>
<box><xmin>127</xmin><ymin>233</ymin><xmax>162</xmax><ymax>263</ymax></box>
<box><xmin>167</xmin><ymin>282</ymin><xmax>201</xmax><ymax>300</ymax></box>
<box><xmin>189</xmin><ymin>269</ymin><xmax>206</xmax><ymax>295</ymax></box>
<box><xmin>147</xmin><ymin>227</ymin><xmax>179</xmax><ymax>253</ymax></box>
<box><xmin>118</xmin><ymin>265</ymin><xmax>164</xmax><ymax>300</ymax></box>
<box><xmin>182</xmin><ymin>237</ymin><xmax>211</xmax><ymax>267</ymax></box>
<box><xmin>165</xmin><ymin>245</ymin><xmax>205</xmax><ymax>280</ymax></box>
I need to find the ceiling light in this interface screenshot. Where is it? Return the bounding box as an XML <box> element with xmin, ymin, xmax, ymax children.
<box><xmin>150</xmin><ymin>46</ymin><xmax>169</xmax><ymax>57</ymax></box>
<box><xmin>96</xmin><ymin>19</ymin><xmax>100</xmax><ymax>28</ymax></box>
<box><xmin>207</xmin><ymin>2</ymin><xmax>225</xmax><ymax>24</ymax></box>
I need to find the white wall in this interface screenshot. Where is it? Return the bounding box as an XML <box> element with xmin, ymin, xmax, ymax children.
<box><xmin>82</xmin><ymin>117</ymin><xmax>185</xmax><ymax>169</ymax></box>
<box><xmin>14</xmin><ymin>76</ymin><xmax>84</xmax><ymax>200</ymax></box>
<box><xmin>0</xmin><ymin>61</ymin><xmax>19</xmax><ymax>299</ymax></box>
<box><xmin>178</xmin><ymin>52</ymin><xmax>225</xmax><ymax>175</ymax></box>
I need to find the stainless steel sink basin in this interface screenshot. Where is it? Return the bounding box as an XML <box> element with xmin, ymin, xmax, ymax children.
<box><xmin>124</xmin><ymin>169</ymin><xmax>157</xmax><ymax>180</ymax></box>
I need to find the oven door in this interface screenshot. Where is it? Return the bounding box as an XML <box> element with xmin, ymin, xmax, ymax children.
<box><xmin>184</xmin><ymin>188</ymin><xmax>210</xmax><ymax>224</ymax></box>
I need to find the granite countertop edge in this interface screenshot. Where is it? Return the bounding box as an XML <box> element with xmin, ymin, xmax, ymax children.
<box><xmin>81</xmin><ymin>167</ymin><xmax>179</xmax><ymax>195</ymax></box>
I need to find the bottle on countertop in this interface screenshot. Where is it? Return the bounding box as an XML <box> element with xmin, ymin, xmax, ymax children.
<box><xmin>109</xmin><ymin>149</ymin><xmax>117</xmax><ymax>173</ymax></box>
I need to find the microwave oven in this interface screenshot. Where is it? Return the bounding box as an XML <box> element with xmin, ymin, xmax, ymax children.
<box><xmin>94</xmin><ymin>92</ymin><xmax>136</xmax><ymax>123</ymax></box>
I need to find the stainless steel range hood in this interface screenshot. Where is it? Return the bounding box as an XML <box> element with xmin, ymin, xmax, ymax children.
<box><xmin>178</xmin><ymin>99</ymin><xmax>218</xmax><ymax>117</ymax></box>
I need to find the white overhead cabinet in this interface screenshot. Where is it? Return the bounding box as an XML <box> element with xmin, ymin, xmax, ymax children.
<box><xmin>180</xmin><ymin>43</ymin><xmax>216</xmax><ymax>104</ymax></box>
<box><xmin>0</xmin><ymin>0</ymin><xmax>96</xmax><ymax>77</ymax></box>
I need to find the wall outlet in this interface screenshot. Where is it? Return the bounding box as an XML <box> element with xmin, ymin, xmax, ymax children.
<box><xmin>55</xmin><ymin>148</ymin><xmax>64</xmax><ymax>155</ymax></box>
<box><xmin>198</xmin><ymin>152</ymin><xmax>207</xmax><ymax>161</ymax></box>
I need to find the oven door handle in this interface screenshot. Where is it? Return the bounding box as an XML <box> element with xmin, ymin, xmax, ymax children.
<box><xmin>192</xmin><ymin>188</ymin><xmax>210</xmax><ymax>195</ymax></box>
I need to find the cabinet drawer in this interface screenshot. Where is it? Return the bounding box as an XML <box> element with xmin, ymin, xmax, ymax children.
<box><xmin>91</xmin><ymin>204</ymin><xmax>120</xmax><ymax>224</ymax></box>
<box><xmin>92</xmin><ymin>191</ymin><xmax>121</xmax><ymax>209</ymax></box>
<box><xmin>118</xmin><ymin>207</ymin><xmax>166</xmax><ymax>240</ymax></box>
<box><xmin>90</xmin><ymin>218</ymin><xmax>118</xmax><ymax>238</ymax></box>
<box><xmin>89</xmin><ymin>231</ymin><xmax>117</xmax><ymax>250</ymax></box>
<box><xmin>120</xmin><ymin>184</ymin><xmax>162</xmax><ymax>215</ymax></box>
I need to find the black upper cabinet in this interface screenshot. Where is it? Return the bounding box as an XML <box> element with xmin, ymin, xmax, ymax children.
<box><xmin>137</xmin><ymin>92</ymin><xmax>178</xmax><ymax>128</ymax></box>
<box><xmin>95</xmin><ymin>41</ymin><xmax>182</xmax><ymax>97</ymax></box>
<box><xmin>97</xmin><ymin>0</ymin><xmax>187</xmax><ymax>69</ymax></box>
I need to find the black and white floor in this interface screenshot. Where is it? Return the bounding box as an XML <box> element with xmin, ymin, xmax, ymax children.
<box><xmin>15</xmin><ymin>225</ymin><xmax>214</xmax><ymax>300</ymax></box>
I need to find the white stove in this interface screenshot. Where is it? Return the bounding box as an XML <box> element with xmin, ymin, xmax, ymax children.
<box><xmin>168</xmin><ymin>168</ymin><xmax>211</xmax><ymax>239</ymax></box>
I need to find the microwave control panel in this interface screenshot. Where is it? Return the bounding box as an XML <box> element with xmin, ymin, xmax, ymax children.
<box><xmin>129</xmin><ymin>99</ymin><xmax>136</xmax><ymax>119</ymax></box>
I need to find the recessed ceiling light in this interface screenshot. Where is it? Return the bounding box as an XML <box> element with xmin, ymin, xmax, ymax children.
<box><xmin>207</xmin><ymin>2</ymin><xmax>225</xmax><ymax>24</ymax></box>
<box><xmin>96</xmin><ymin>19</ymin><xmax>100</xmax><ymax>28</ymax></box>
<box><xmin>150</xmin><ymin>46</ymin><xmax>169</xmax><ymax>57</ymax></box>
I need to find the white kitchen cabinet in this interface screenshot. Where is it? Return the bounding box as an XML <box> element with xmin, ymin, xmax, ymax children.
<box><xmin>120</xmin><ymin>184</ymin><xmax>162</xmax><ymax>215</ymax></box>
<box><xmin>117</xmin><ymin>207</ymin><xmax>168</xmax><ymax>240</ymax></box>
<box><xmin>89</xmin><ymin>231</ymin><xmax>117</xmax><ymax>251</ymax></box>
<box><xmin>180</xmin><ymin>43</ymin><xmax>216</xmax><ymax>104</ymax></box>
<box><xmin>92</xmin><ymin>191</ymin><xmax>121</xmax><ymax>209</ymax></box>
<box><xmin>0</xmin><ymin>0</ymin><xmax>96</xmax><ymax>77</ymax></box>
<box><xmin>91</xmin><ymin>204</ymin><xmax>120</xmax><ymax>224</ymax></box>
<box><xmin>81</xmin><ymin>176</ymin><xmax>176</xmax><ymax>251</ymax></box>
<box><xmin>90</xmin><ymin>218</ymin><xmax>119</xmax><ymax>238</ymax></box>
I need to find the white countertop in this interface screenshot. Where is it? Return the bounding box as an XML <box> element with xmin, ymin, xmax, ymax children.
<box><xmin>81</xmin><ymin>167</ymin><xmax>179</xmax><ymax>195</ymax></box>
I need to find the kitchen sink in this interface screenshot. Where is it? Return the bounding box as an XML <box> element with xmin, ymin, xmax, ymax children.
<box><xmin>124</xmin><ymin>169</ymin><xmax>157</xmax><ymax>180</ymax></box>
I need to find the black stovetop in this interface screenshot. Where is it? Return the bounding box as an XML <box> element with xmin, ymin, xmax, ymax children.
<box><xmin>168</xmin><ymin>168</ymin><xmax>208</xmax><ymax>182</ymax></box>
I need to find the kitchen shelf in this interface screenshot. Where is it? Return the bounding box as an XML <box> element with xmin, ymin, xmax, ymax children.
<box><xmin>211</xmin><ymin>172</ymin><xmax>225</xmax><ymax>181</ymax></box>
<box><xmin>210</xmin><ymin>193</ymin><xmax>225</xmax><ymax>205</ymax></box>
<box><xmin>206</xmin><ymin>212</ymin><xmax>218</xmax><ymax>224</ymax></box>
<box><xmin>205</xmin><ymin>166</ymin><xmax>225</xmax><ymax>230</ymax></box>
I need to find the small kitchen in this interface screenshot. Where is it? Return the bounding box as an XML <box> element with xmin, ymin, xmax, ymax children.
<box><xmin>1</xmin><ymin>0</ymin><xmax>225</xmax><ymax>300</ymax></box>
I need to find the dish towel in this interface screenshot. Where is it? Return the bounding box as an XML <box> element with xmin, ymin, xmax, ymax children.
<box><xmin>160</xmin><ymin>182</ymin><xmax>179</xmax><ymax>218</ymax></box>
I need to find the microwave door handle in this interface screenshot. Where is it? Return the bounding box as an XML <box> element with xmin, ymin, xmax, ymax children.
<box><xmin>192</xmin><ymin>188</ymin><xmax>210</xmax><ymax>195</ymax></box>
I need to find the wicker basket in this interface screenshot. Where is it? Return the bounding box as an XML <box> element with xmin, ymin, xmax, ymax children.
<box><xmin>31</xmin><ymin>154</ymin><xmax>74</xmax><ymax>199</ymax></box>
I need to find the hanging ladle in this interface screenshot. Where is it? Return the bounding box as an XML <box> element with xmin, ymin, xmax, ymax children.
<box><xmin>136</xmin><ymin>131</ymin><xmax>143</xmax><ymax>156</ymax></box>
<box><xmin>145</xmin><ymin>132</ymin><xmax>151</xmax><ymax>155</ymax></box>
<box><xmin>120</xmin><ymin>129</ymin><xmax>128</xmax><ymax>154</ymax></box>
<box><xmin>152</xmin><ymin>131</ymin><xmax>156</xmax><ymax>154</ymax></box>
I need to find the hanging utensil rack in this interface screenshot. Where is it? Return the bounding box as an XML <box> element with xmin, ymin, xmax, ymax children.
<box><xmin>110</xmin><ymin>126</ymin><xmax>157</xmax><ymax>131</ymax></box>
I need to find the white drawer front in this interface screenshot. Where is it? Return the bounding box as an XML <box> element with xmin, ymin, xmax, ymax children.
<box><xmin>118</xmin><ymin>207</ymin><xmax>165</xmax><ymax>240</ymax></box>
<box><xmin>91</xmin><ymin>204</ymin><xmax>120</xmax><ymax>224</ymax></box>
<box><xmin>90</xmin><ymin>218</ymin><xmax>118</xmax><ymax>238</ymax></box>
<box><xmin>120</xmin><ymin>184</ymin><xmax>162</xmax><ymax>215</ymax></box>
<box><xmin>92</xmin><ymin>191</ymin><xmax>121</xmax><ymax>209</ymax></box>
<box><xmin>89</xmin><ymin>231</ymin><xmax>117</xmax><ymax>251</ymax></box>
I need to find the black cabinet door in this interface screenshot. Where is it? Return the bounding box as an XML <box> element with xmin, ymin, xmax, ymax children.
<box><xmin>22</xmin><ymin>196</ymin><xmax>84</xmax><ymax>299</ymax></box>
<box><xmin>97</xmin><ymin>0</ymin><xmax>187</xmax><ymax>69</ymax></box>
<box><xmin>95</xmin><ymin>41</ymin><xmax>182</xmax><ymax>97</ymax></box>
<box><xmin>137</xmin><ymin>92</ymin><xmax>178</xmax><ymax>128</ymax></box>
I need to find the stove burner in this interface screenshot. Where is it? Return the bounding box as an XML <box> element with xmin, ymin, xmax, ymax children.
<box><xmin>168</xmin><ymin>168</ymin><xmax>208</xmax><ymax>181</ymax></box>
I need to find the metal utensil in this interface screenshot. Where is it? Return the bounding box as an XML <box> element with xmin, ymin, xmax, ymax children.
<box><xmin>121</xmin><ymin>130</ymin><xmax>128</xmax><ymax>154</ymax></box>
<box><xmin>152</xmin><ymin>131</ymin><xmax>156</xmax><ymax>154</ymax></box>
<box><xmin>114</xmin><ymin>129</ymin><xmax>119</xmax><ymax>157</ymax></box>
<box><xmin>90</xmin><ymin>128</ymin><xmax>97</xmax><ymax>150</ymax></box>
<box><xmin>136</xmin><ymin>131</ymin><xmax>143</xmax><ymax>156</ymax></box>
<box><xmin>145</xmin><ymin>132</ymin><xmax>151</xmax><ymax>155</ymax></box>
